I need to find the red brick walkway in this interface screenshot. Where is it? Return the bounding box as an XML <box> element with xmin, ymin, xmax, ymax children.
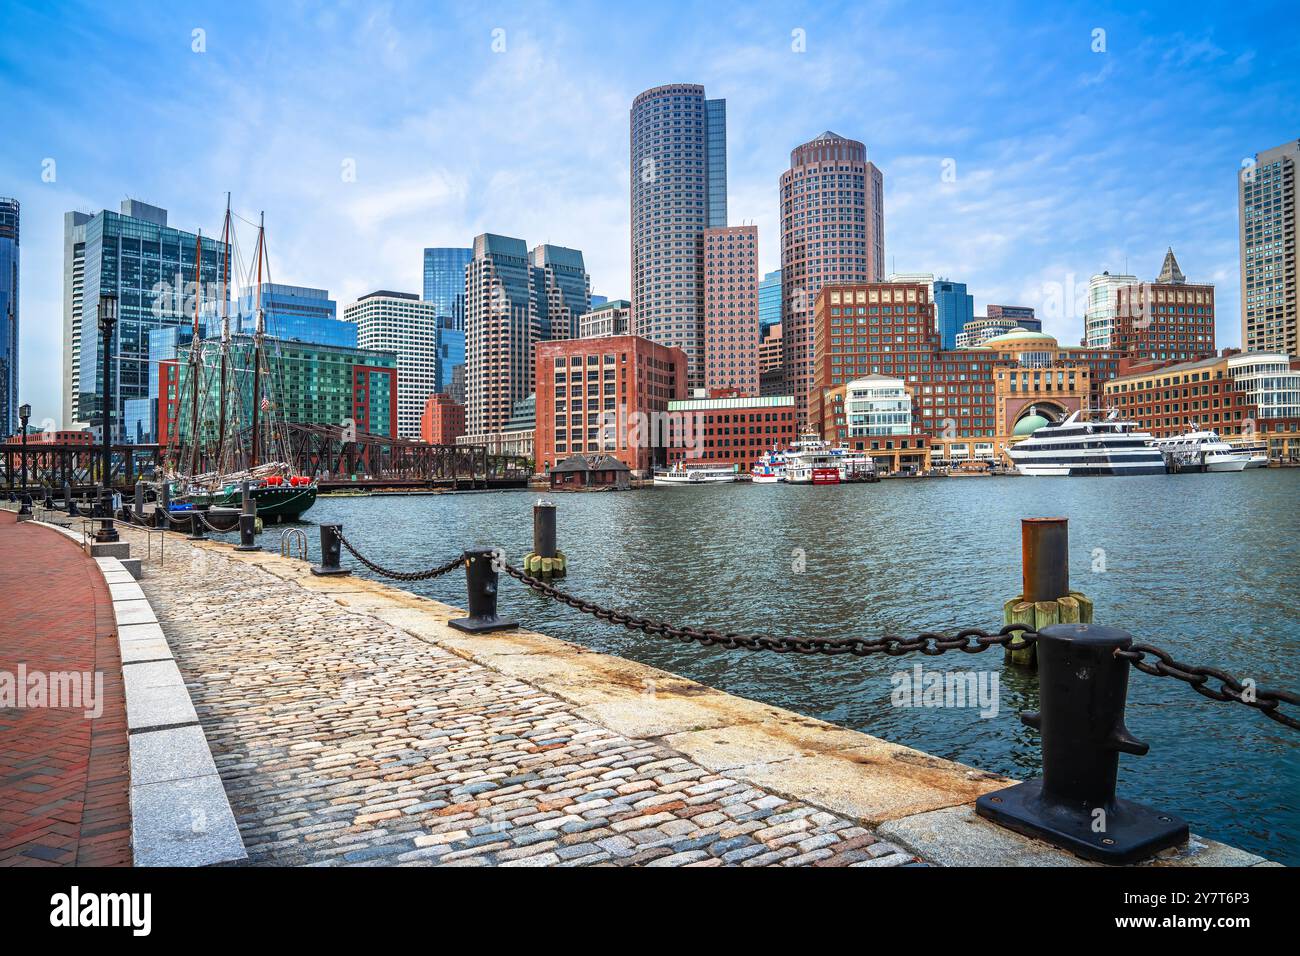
<box><xmin>0</xmin><ymin>512</ymin><xmax>131</xmax><ymax>866</ymax></box>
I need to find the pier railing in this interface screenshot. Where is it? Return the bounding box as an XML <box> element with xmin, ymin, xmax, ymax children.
<box><xmin>135</xmin><ymin>503</ymin><xmax>1299</xmax><ymax>864</ymax></box>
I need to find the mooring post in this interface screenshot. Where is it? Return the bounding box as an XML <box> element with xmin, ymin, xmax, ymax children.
<box><xmin>134</xmin><ymin>482</ymin><xmax>145</xmax><ymax>522</ymax></box>
<box><xmin>64</xmin><ymin>481</ymin><xmax>74</xmax><ymax>516</ymax></box>
<box><xmin>187</xmin><ymin>508</ymin><xmax>206</xmax><ymax>541</ymax></box>
<box><xmin>523</xmin><ymin>499</ymin><xmax>566</xmax><ymax>577</ymax></box>
<box><xmin>976</xmin><ymin>622</ymin><xmax>1188</xmax><ymax>863</ymax></box>
<box><xmin>1003</xmin><ymin>517</ymin><xmax>1093</xmax><ymax>667</ymax></box>
<box><xmin>310</xmin><ymin>523</ymin><xmax>350</xmax><ymax>576</ymax></box>
<box><xmin>449</xmin><ymin>547</ymin><xmax>517</xmax><ymax>633</ymax></box>
<box><xmin>17</xmin><ymin>493</ymin><xmax>32</xmax><ymax>519</ymax></box>
<box><xmin>235</xmin><ymin>480</ymin><xmax>259</xmax><ymax>552</ymax></box>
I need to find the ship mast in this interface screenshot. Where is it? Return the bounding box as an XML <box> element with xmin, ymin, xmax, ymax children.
<box><xmin>215</xmin><ymin>194</ymin><xmax>232</xmax><ymax>475</ymax></box>
<box><xmin>185</xmin><ymin>230</ymin><xmax>204</xmax><ymax>478</ymax></box>
<box><xmin>249</xmin><ymin>213</ymin><xmax>265</xmax><ymax>469</ymax></box>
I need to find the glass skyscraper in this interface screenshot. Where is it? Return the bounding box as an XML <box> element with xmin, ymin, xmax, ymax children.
<box><xmin>759</xmin><ymin>269</ymin><xmax>782</xmax><ymax>331</ymax></box>
<box><xmin>422</xmin><ymin>247</ymin><xmax>472</xmax><ymax>330</ymax></box>
<box><xmin>233</xmin><ymin>283</ymin><xmax>351</xmax><ymax>348</ymax></box>
<box><xmin>933</xmin><ymin>279</ymin><xmax>975</xmax><ymax>351</ymax></box>
<box><xmin>630</xmin><ymin>83</ymin><xmax>728</xmax><ymax>390</ymax></box>
<box><xmin>63</xmin><ymin>200</ymin><xmax>228</xmax><ymax>441</ymax></box>
<box><xmin>0</xmin><ymin>198</ymin><xmax>18</xmax><ymax>437</ymax></box>
<box><xmin>436</xmin><ymin>316</ymin><xmax>464</xmax><ymax>395</ymax></box>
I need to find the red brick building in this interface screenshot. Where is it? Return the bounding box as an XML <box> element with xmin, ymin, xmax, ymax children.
<box><xmin>1104</xmin><ymin>350</ymin><xmax>1300</xmax><ymax>459</ymax></box>
<box><xmin>420</xmin><ymin>393</ymin><xmax>466</xmax><ymax>445</ymax></box>
<box><xmin>666</xmin><ymin>390</ymin><xmax>798</xmax><ymax>471</ymax></box>
<box><xmin>812</xmin><ymin>283</ymin><xmax>1128</xmax><ymax>465</ymax></box>
<box><xmin>534</xmin><ymin>335</ymin><xmax>686</xmax><ymax>477</ymax></box>
<box><xmin>1111</xmin><ymin>250</ymin><xmax>1215</xmax><ymax>364</ymax></box>
<box><xmin>703</xmin><ymin>225</ymin><xmax>760</xmax><ymax>396</ymax></box>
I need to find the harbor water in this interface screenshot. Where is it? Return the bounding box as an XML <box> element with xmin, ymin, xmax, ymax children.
<box><xmin>231</xmin><ymin>470</ymin><xmax>1300</xmax><ymax>864</ymax></box>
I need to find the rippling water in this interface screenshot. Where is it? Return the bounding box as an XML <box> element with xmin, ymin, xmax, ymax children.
<box><xmin>224</xmin><ymin>470</ymin><xmax>1299</xmax><ymax>863</ymax></box>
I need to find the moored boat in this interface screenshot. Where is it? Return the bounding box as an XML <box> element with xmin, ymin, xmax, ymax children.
<box><xmin>652</xmin><ymin>461</ymin><xmax>739</xmax><ymax>485</ymax></box>
<box><xmin>1007</xmin><ymin>409</ymin><xmax>1165</xmax><ymax>476</ymax></box>
<box><xmin>1149</xmin><ymin>430</ymin><xmax>1250</xmax><ymax>473</ymax></box>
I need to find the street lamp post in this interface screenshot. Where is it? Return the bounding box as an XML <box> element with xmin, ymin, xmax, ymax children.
<box><xmin>96</xmin><ymin>294</ymin><xmax>119</xmax><ymax>542</ymax></box>
<box><xmin>17</xmin><ymin>402</ymin><xmax>31</xmax><ymax>517</ymax></box>
<box><xmin>18</xmin><ymin>402</ymin><xmax>30</xmax><ymax>491</ymax></box>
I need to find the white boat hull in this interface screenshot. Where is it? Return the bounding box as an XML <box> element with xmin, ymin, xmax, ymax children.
<box><xmin>652</xmin><ymin>474</ymin><xmax>738</xmax><ymax>485</ymax></box>
<box><xmin>1204</xmin><ymin>456</ymin><xmax>1250</xmax><ymax>473</ymax></box>
<box><xmin>750</xmin><ymin>474</ymin><xmax>782</xmax><ymax>484</ymax></box>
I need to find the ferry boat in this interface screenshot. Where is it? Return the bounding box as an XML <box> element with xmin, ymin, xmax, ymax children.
<box><xmin>1007</xmin><ymin>409</ymin><xmax>1166</xmax><ymax>477</ymax></box>
<box><xmin>831</xmin><ymin>447</ymin><xmax>879</xmax><ymax>482</ymax></box>
<box><xmin>751</xmin><ymin>449</ymin><xmax>788</xmax><ymax>483</ymax></box>
<box><xmin>784</xmin><ymin>433</ymin><xmax>843</xmax><ymax>484</ymax></box>
<box><xmin>1149</xmin><ymin>430</ymin><xmax>1250</xmax><ymax>473</ymax></box>
<box><xmin>652</xmin><ymin>461</ymin><xmax>740</xmax><ymax>485</ymax></box>
<box><xmin>1224</xmin><ymin>439</ymin><xmax>1270</xmax><ymax>469</ymax></box>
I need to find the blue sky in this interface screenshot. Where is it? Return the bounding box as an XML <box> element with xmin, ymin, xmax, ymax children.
<box><xmin>2</xmin><ymin>0</ymin><xmax>1297</xmax><ymax>427</ymax></box>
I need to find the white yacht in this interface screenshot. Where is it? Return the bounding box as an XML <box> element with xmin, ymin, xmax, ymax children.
<box><xmin>1007</xmin><ymin>409</ymin><xmax>1166</xmax><ymax>477</ymax></box>
<box><xmin>652</xmin><ymin>461</ymin><xmax>740</xmax><ymax>485</ymax></box>
<box><xmin>1149</xmin><ymin>430</ymin><xmax>1250</xmax><ymax>473</ymax></box>
<box><xmin>750</xmin><ymin>448</ymin><xmax>788</xmax><ymax>483</ymax></box>
<box><xmin>1225</xmin><ymin>439</ymin><xmax>1270</xmax><ymax>469</ymax></box>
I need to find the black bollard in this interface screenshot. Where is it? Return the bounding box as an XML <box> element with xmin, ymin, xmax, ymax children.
<box><xmin>187</xmin><ymin>508</ymin><xmax>206</xmax><ymax>541</ymax></box>
<box><xmin>235</xmin><ymin>480</ymin><xmax>259</xmax><ymax>552</ymax></box>
<box><xmin>17</xmin><ymin>493</ymin><xmax>32</xmax><ymax>518</ymax></box>
<box><xmin>134</xmin><ymin>482</ymin><xmax>145</xmax><ymax>523</ymax></box>
<box><xmin>975</xmin><ymin>623</ymin><xmax>1188</xmax><ymax>863</ymax></box>
<box><xmin>44</xmin><ymin>489</ymin><xmax>54</xmax><ymax>511</ymax></box>
<box><xmin>64</xmin><ymin>482</ymin><xmax>74</xmax><ymax>516</ymax></box>
<box><xmin>449</xmin><ymin>547</ymin><xmax>517</xmax><ymax>634</ymax></box>
<box><xmin>533</xmin><ymin>502</ymin><xmax>557</xmax><ymax>559</ymax></box>
<box><xmin>310</xmin><ymin>523</ymin><xmax>350</xmax><ymax>576</ymax></box>
<box><xmin>156</xmin><ymin>484</ymin><xmax>170</xmax><ymax>528</ymax></box>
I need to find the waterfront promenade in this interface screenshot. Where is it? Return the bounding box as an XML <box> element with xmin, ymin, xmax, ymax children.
<box><xmin>1</xmin><ymin>511</ymin><xmax>1274</xmax><ymax>867</ymax></box>
<box><xmin>0</xmin><ymin>511</ymin><xmax>131</xmax><ymax>867</ymax></box>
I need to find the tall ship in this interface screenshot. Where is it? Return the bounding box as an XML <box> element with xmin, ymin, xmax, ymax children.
<box><xmin>1007</xmin><ymin>408</ymin><xmax>1165</xmax><ymax>477</ymax></box>
<box><xmin>161</xmin><ymin>197</ymin><xmax>317</xmax><ymax>522</ymax></box>
<box><xmin>1149</xmin><ymin>429</ymin><xmax>1251</xmax><ymax>473</ymax></box>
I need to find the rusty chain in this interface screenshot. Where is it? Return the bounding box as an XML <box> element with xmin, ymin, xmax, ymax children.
<box><xmin>334</xmin><ymin>529</ymin><xmax>464</xmax><ymax>582</ymax></box>
<box><xmin>501</xmin><ymin>562</ymin><xmax>1035</xmax><ymax>655</ymax></box>
<box><xmin>1116</xmin><ymin>645</ymin><xmax>1300</xmax><ymax>730</ymax></box>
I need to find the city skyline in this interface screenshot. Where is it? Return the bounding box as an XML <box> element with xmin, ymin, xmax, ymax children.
<box><xmin>2</xmin><ymin>1</ymin><xmax>1299</xmax><ymax>426</ymax></box>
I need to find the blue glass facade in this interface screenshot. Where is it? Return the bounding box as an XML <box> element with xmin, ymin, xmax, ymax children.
<box><xmin>0</xmin><ymin>198</ymin><xmax>17</xmax><ymax>437</ymax></box>
<box><xmin>234</xmin><ymin>283</ymin><xmax>351</xmax><ymax>347</ymax></box>
<box><xmin>759</xmin><ymin>269</ymin><xmax>781</xmax><ymax>331</ymax></box>
<box><xmin>73</xmin><ymin>201</ymin><xmax>229</xmax><ymax>443</ymax></box>
<box><xmin>934</xmin><ymin>279</ymin><xmax>975</xmax><ymax>350</ymax></box>
<box><xmin>532</xmin><ymin>244</ymin><xmax>590</xmax><ymax>340</ymax></box>
<box><xmin>422</xmin><ymin>247</ymin><xmax>472</xmax><ymax>329</ymax></box>
<box><xmin>436</xmin><ymin>317</ymin><xmax>464</xmax><ymax>394</ymax></box>
<box><xmin>705</xmin><ymin>98</ymin><xmax>728</xmax><ymax>228</ymax></box>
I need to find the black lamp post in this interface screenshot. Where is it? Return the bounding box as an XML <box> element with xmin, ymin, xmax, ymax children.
<box><xmin>18</xmin><ymin>402</ymin><xmax>30</xmax><ymax>490</ymax></box>
<box><xmin>96</xmin><ymin>294</ymin><xmax>119</xmax><ymax>542</ymax></box>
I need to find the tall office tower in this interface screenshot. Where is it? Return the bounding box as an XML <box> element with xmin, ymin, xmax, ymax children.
<box><xmin>1240</xmin><ymin>140</ymin><xmax>1299</xmax><ymax>356</ymax></box>
<box><xmin>345</xmin><ymin>291</ymin><xmax>440</xmax><ymax>439</ymax></box>
<box><xmin>780</xmin><ymin>131</ymin><xmax>884</xmax><ymax>420</ymax></box>
<box><xmin>0</xmin><ymin>198</ymin><xmax>18</xmax><ymax>437</ymax></box>
<box><xmin>465</xmin><ymin>233</ymin><xmax>540</xmax><ymax>436</ymax></box>
<box><xmin>235</xmin><ymin>283</ymin><xmax>351</xmax><ymax>347</ymax></box>
<box><xmin>531</xmin><ymin>244</ymin><xmax>591</xmax><ymax>341</ymax></box>
<box><xmin>630</xmin><ymin>83</ymin><xmax>728</xmax><ymax>390</ymax></box>
<box><xmin>62</xmin><ymin>200</ymin><xmax>228</xmax><ymax>441</ymax></box>
<box><xmin>758</xmin><ymin>269</ymin><xmax>782</xmax><ymax>331</ymax></box>
<box><xmin>422</xmin><ymin>247</ymin><xmax>472</xmax><ymax>330</ymax></box>
<box><xmin>932</xmin><ymin>279</ymin><xmax>975</xmax><ymax>350</ymax></box>
<box><xmin>1084</xmin><ymin>270</ymin><xmax>1139</xmax><ymax>349</ymax></box>
<box><xmin>703</xmin><ymin>225</ymin><xmax>760</xmax><ymax>395</ymax></box>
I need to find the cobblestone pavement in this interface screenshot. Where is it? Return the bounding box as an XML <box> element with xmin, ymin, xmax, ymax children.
<box><xmin>122</xmin><ymin>529</ymin><xmax>915</xmax><ymax>867</ymax></box>
<box><xmin>0</xmin><ymin>511</ymin><xmax>131</xmax><ymax>867</ymax></box>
